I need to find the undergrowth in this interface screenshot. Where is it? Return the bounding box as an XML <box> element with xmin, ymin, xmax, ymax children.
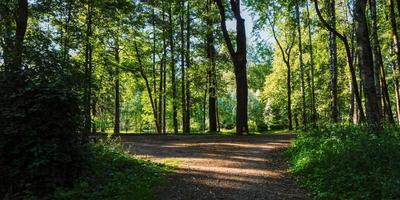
<box><xmin>287</xmin><ymin>125</ymin><xmax>400</xmax><ymax>200</ymax></box>
<box><xmin>53</xmin><ymin>138</ymin><xmax>169</xmax><ymax>200</ymax></box>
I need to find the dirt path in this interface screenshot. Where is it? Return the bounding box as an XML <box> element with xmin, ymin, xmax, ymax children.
<box><xmin>121</xmin><ymin>134</ymin><xmax>308</xmax><ymax>200</ymax></box>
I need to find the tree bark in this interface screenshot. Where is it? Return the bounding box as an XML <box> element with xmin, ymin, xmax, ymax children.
<box><xmin>185</xmin><ymin>0</ymin><xmax>191</xmax><ymax>134</ymax></box>
<box><xmin>268</xmin><ymin>16</ymin><xmax>294</xmax><ymax>131</ymax></box>
<box><xmin>114</xmin><ymin>40</ymin><xmax>120</xmax><ymax>134</ymax></box>
<box><xmin>389</xmin><ymin>0</ymin><xmax>400</xmax><ymax>124</ymax></box>
<box><xmin>370</xmin><ymin>0</ymin><xmax>394</xmax><ymax>123</ymax></box>
<box><xmin>306</xmin><ymin>0</ymin><xmax>317</xmax><ymax>126</ymax></box>
<box><xmin>207</xmin><ymin>0</ymin><xmax>218</xmax><ymax>132</ymax></box>
<box><xmin>84</xmin><ymin>0</ymin><xmax>93</xmax><ymax>135</ymax></box>
<box><xmin>354</xmin><ymin>0</ymin><xmax>381</xmax><ymax>128</ymax></box>
<box><xmin>169</xmin><ymin>5</ymin><xmax>179</xmax><ymax>134</ymax></box>
<box><xmin>215</xmin><ymin>0</ymin><xmax>248</xmax><ymax>135</ymax></box>
<box><xmin>314</xmin><ymin>0</ymin><xmax>366</xmax><ymax>123</ymax></box>
<box><xmin>295</xmin><ymin>1</ymin><xmax>307</xmax><ymax>128</ymax></box>
<box><xmin>326</xmin><ymin>0</ymin><xmax>339</xmax><ymax>123</ymax></box>
<box><xmin>135</xmin><ymin>42</ymin><xmax>161</xmax><ymax>133</ymax></box>
<box><xmin>180</xmin><ymin>0</ymin><xmax>187</xmax><ymax>133</ymax></box>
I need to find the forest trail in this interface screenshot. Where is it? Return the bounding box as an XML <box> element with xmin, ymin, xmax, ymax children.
<box><xmin>122</xmin><ymin>134</ymin><xmax>309</xmax><ymax>200</ymax></box>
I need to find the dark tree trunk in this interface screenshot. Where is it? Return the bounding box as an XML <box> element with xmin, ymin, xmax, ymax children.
<box><xmin>84</xmin><ymin>0</ymin><xmax>93</xmax><ymax>135</ymax></box>
<box><xmin>354</xmin><ymin>0</ymin><xmax>381</xmax><ymax>128</ymax></box>
<box><xmin>169</xmin><ymin>5</ymin><xmax>179</xmax><ymax>134</ymax></box>
<box><xmin>185</xmin><ymin>0</ymin><xmax>191</xmax><ymax>134</ymax></box>
<box><xmin>215</xmin><ymin>0</ymin><xmax>248</xmax><ymax>135</ymax></box>
<box><xmin>12</xmin><ymin>0</ymin><xmax>28</xmax><ymax>70</ymax></box>
<box><xmin>389</xmin><ymin>0</ymin><xmax>400</xmax><ymax>124</ymax></box>
<box><xmin>314</xmin><ymin>0</ymin><xmax>366</xmax><ymax>123</ymax></box>
<box><xmin>180</xmin><ymin>0</ymin><xmax>187</xmax><ymax>133</ymax></box>
<box><xmin>326</xmin><ymin>0</ymin><xmax>339</xmax><ymax>123</ymax></box>
<box><xmin>269</xmin><ymin>15</ymin><xmax>294</xmax><ymax>130</ymax></box>
<box><xmin>295</xmin><ymin>1</ymin><xmax>307</xmax><ymax>128</ymax></box>
<box><xmin>207</xmin><ymin>0</ymin><xmax>217</xmax><ymax>132</ymax></box>
<box><xmin>152</xmin><ymin>7</ymin><xmax>159</xmax><ymax>132</ymax></box>
<box><xmin>135</xmin><ymin>42</ymin><xmax>161</xmax><ymax>133</ymax></box>
<box><xmin>162</xmin><ymin>2</ymin><xmax>167</xmax><ymax>134</ymax></box>
<box><xmin>306</xmin><ymin>0</ymin><xmax>317</xmax><ymax>126</ymax></box>
<box><xmin>114</xmin><ymin>41</ymin><xmax>120</xmax><ymax>134</ymax></box>
<box><xmin>370</xmin><ymin>0</ymin><xmax>394</xmax><ymax>123</ymax></box>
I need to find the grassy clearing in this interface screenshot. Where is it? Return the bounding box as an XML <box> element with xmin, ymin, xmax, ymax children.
<box><xmin>286</xmin><ymin>125</ymin><xmax>400</xmax><ymax>199</ymax></box>
<box><xmin>53</xmin><ymin>139</ymin><xmax>169</xmax><ymax>200</ymax></box>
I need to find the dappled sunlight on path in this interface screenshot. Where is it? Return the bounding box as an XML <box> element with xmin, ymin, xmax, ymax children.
<box><xmin>121</xmin><ymin>134</ymin><xmax>308</xmax><ymax>200</ymax></box>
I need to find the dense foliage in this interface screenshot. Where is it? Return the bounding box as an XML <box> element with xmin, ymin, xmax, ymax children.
<box><xmin>54</xmin><ymin>139</ymin><xmax>168</xmax><ymax>200</ymax></box>
<box><xmin>0</xmin><ymin>75</ymin><xmax>85</xmax><ymax>198</ymax></box>
<box><xmin>287</xmin><ymin>126</ymin><xmax>400</xmax><ymax>199</ymax></box>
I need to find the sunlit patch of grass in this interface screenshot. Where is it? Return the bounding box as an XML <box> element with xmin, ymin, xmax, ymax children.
<box><xmin>159</xmin><ymin>158</ymin><xmax>183</xmax><ymax>168</ymax></box>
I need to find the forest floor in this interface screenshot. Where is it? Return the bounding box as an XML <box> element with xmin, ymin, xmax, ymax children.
<box><xmin>121</xmin><ymin>134</ymin><xmax>309</xmax><ymax>200</ymax></box>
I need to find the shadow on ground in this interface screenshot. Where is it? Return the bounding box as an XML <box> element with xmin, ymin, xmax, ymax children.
<box><xmin>121</xmin><ymin>134</ymin><xmax>309</xmax><ymax>200</ymax></box>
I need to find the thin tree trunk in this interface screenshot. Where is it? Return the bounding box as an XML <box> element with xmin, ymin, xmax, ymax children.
<box><xmin>295</xmin><ymin>1</ymin><xmax>307</xmax><ymax>128</ymax></box>
<box><xmin>135</xmin><ymin>42</ymin><xmax>161</xmax><ymax>133</ymax></box>
<box><xmin>306</xmin><ymin>0</ymin><xmax>317</xmax><ymax>126</ymax></box>
<box><xmin>152</xmin><ymin>7</ymin><xmax>158</xmax><ymax>131</ymax></box>
<box><xmin>314</xmin><ymin>0</ymin><xmax>366</xmax><ymax>122</ymax></box>
<box><xmin>169</xmin><ymin>4</ymin><xmax>178</xmax><ymax>134</ymax></box>
<box><xmin>162</xmin><ymin>2</ymin><xmax>167</xmax><ymax>134</ymax></box>
<box><xmin>389</xmin><ymin>0</ymin><xmax>400</xmax><ymax>124</ymax></box>
<box><xmin>326</xmin><ymin>0</ymin><xmax>339</xmax><ymax>123</ymax></box>
<box><xmin>207</xmin><ymin>0</ymin><xmax>217</xmax><ymax>132</ymax></box>
<box><xmin>114</xmin><ymin>40</ymin><xmax>120</xmax><ymax>134</ymax></box>
<box><xmin>180</xmin><ymin>0</ymin><xmax>186</xmax><ymax>133</ymax></box>
<box><xmin>370</xmin><ymin>0</ymin><xmax>394</xmax><ymax>123</ymax></box>
<box><xmin>84</xmin><ymin>0</ymin><xmax>93</xmax><ymax>135</ymax></box>
<box><xmin>268</xmin><ymin>16</ymin><xmax>294</xmax><ymax>130</ymax></box>
<box><xmin>354</xmin><ymin>0</ymin><xmax>381</xmax><ymax>128</ymax></box>
<box><xmin>12</xmin><ymin>0</ymin><xmax>28</xmax><ymax>71</ymax></box>
<box><xmin>185</xmin><ymin>0</ymin><xmax>191</xmax><ymax>134</ymax></box>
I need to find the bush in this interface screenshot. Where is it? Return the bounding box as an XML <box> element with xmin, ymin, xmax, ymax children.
<box><xmin>0</xmin><ymin>75</ymin><xmax>85</xmax><ymax>199</ymax></box>
<box><xmin>287</xmin><ymin>125</ymin><xmax>400</xmax><ymax>199</ymax></box>
<box><xmin>53</xmin><ymin>138</ymin><xmax>168</xmax><ymax>200</ymax></box>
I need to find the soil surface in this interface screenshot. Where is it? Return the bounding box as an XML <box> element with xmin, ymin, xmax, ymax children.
<box><xmin>121</xmin><ymin>134</ymin><xmax>309</xmax><ymax>200</ymax></box>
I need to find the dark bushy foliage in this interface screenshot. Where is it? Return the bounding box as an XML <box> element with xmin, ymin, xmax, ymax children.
<box><xmin>287</xmin><ymin>125</ymin><xmax>400</xmax><ymax>199</ymax></box>
<box><xmin>0</xmin><ymin>74</ymin><xmax>85</xmax><ymax>198</ymax></box>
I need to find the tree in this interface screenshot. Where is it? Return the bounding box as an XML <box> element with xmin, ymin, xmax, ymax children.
<box><xmin>354</xmin><ymin>0</ymin><xmax>381</xmax><ymax>128</ymax></box>
<box><xmin>215</xmin><ymin>0</ymin><xmax>248</xmax><ymax>135</ymax></box>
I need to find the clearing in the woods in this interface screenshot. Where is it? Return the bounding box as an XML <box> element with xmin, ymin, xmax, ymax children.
<box><xmin>121</xmin><ymin>134</ymin><xmax>309</xmax><ymax>200</ymax></box>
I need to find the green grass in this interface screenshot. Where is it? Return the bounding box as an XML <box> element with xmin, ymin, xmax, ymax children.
<box><xmin>53</xmin><ymin>139</ymin><xmax>169</xmax><ymax>200</ymax></box>
<box><xmin>286</xmin><ymin>125</ymin><xmax>400</xmax><ymax>199</ymax></box>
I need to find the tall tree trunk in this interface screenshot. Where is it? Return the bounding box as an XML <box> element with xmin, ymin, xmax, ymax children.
<box><xmin>326</xmin><ymin>0</ymin><xmax>339</xmax><ymax>123</ymax></box>
<box><xmin>162</xmin><ymin>2</ymin><xmax>167</xmax><ymax>134</ymax></box>
<box><xmin>135</xmin><ymin>42</ymin><xmax>161</xmax><ymax>133</ymax></box>
<box><xmin>207</xmin><ymin>0</ymin><xmax>217</xmax><ymax>132</ymax></box>
<box><xmin>169</xmin><ymin>5</ymin><xmax>178</xmax><ymax>134</ymax></box>
<box><xmin>389</xmin><ymin>0</ymin><xmax>400</xmax><ymax>124</ymax></box>
<box><xmin>12</xmin><ymin>0</ymin><xmax>28</xmax><ymax>71</ymax></box>
<box><xmin>354</xmin><ymin>0</ymin><xmax>381</xmax><ymax>128</ymax></box>
<box><xmin>268</xmin><ymin>15</ymin><xmax>294</xmax><ymax>130</ymax></box>
<box><xmin>370</xmin><ymin>0</ymin><xmax>394</xmax><ymax>123</ymax></box>
<box><xmin>215</xmin><ymin>0</ymin><xmax>248</xmax><ymax>135</ymax></box>
<box><xmin>180</xmin><ymin>0</ymin><xmax>186</xmax><ymax>133</ymax></box>
<box><xmin>295</xmin><ymin>1</ymin><xmax>307</xmax><ymax>128</ymax></box>
<box><xmin>152</xmin><ymin>7</ymin><xmax>159</xmax><ymax>132</ymax></box>
<box><xmin>84</xmin><ymin>0</ymin><xmax>93</xmax><ymax>135</ymax></box>
<box><xmin>306</xmin><ymin>0</ymin><xmax>317</xmax><ymax>126</ymax></box>
<box><xmin>114</xmin><ymin>40</ymin><xmax>120</xmax><ymax>135</ymax></box>
<box><xmin>314</xmin><ymin>0</ymin><xmax>366</xmax><ymax>122</ymax></box>
<box><xmin>185</xmin><ymin>0</ymin><xmax>191</xmax><ymax>134</ymax></box>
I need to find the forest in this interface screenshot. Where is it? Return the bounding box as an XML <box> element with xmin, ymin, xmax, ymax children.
<box><xmin>1</xmin><ymin>0</ymin><xmax>400</xmax><ymax>199</ymax></box>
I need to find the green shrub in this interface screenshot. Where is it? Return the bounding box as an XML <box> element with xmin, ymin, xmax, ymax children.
<box><xmin>54</xmin><ymin>138</ymin><xmax>168</xmax><ymax>200</ymax></box>
<box><xmin>287</xmin><ymin>125</ymin><xmax>400</xmax><ymax>199</ymax></box>
<box><xmin>0</xmin><ymin>75</ymin><xmax>85</xmax><ymax>199</ymax></box>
